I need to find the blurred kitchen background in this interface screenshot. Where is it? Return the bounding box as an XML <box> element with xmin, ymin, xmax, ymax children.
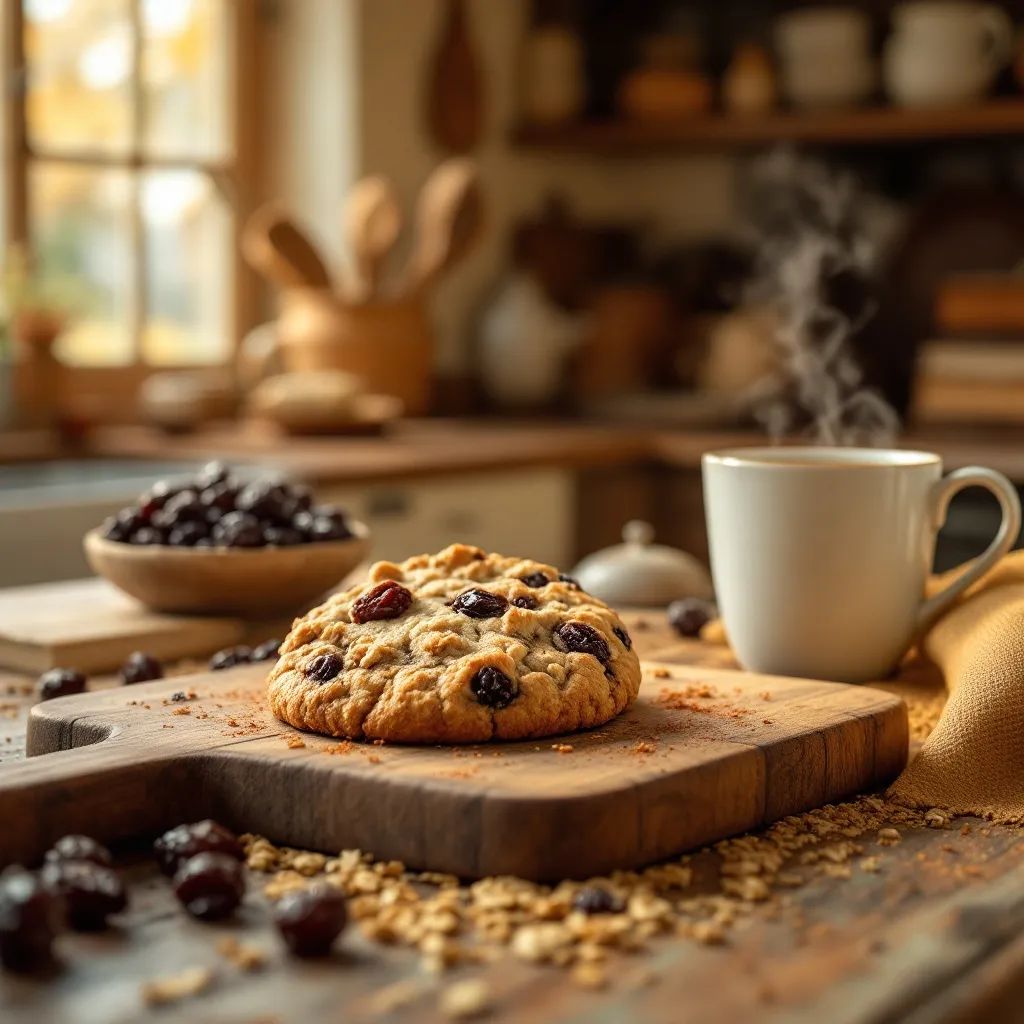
<box><xmin>2</xmin><ymin>0</ymin><xmax>1024</xmax><ymax>588</ymax></box>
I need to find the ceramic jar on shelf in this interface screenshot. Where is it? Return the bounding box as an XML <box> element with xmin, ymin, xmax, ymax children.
<box><xmin>883</xmin><ymin>1</ymin><xmax>1014</xmax><ymax>107</ymax></box>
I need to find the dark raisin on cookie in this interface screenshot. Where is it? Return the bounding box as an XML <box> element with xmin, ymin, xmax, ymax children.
<box><xmin>613</xmin><ymin>626</ymin><xmax>632</xmax><ymax>650</ymax></box>
<box><xmin>553</xmin><ymin>621</ymin><xmax>611</xmax><ymax>663</ymax></box>
<box><xmin>351</xmin><ymin>580</ymin><xmax>413</xmax><ymax>624</ymax></box>
<box><xmin>558</xmin><ymin>573</ymin><xmax>582</xmax><ymax>590</ymax></box>
<box><xmin>470</xmin><ymin>667</ymin><xmax>517</xmax><ymax>709</ymax></box>
<box><xmin>519</xmin><ymin>572</ymin><xmax>550</xmax><ymax>588</ymax></box>
<box><xmin>306</xmin><ymin>652</ymin><xmax>343</xmax><ymax>683</ymax></box>
<box><xmin>451</xmin><ymin>589</ymin><xmax>509</xmax><ymax>619</ymax></box>
<box><xmin>512</xmin><ymin>595</ymin><xmax>537</xmax><ymax>610</ymax></box>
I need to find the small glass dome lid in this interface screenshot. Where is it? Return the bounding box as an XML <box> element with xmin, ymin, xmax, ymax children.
<box><xmin>572</xmin><ymin>520</ymin><xmax>714</xmax><ymax>608</ymax></box>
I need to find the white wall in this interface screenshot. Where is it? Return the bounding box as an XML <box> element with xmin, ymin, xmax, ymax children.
<box><xmin>269</xmin><ymin>0</ymin><xmax>741</xmax><ymax>374</ymax></box>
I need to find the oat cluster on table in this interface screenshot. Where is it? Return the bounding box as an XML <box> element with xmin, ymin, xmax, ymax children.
<box><xmin>268</xmin><ymin>544</ymin><xmax>642</xmax><ymax>743</ymax></box>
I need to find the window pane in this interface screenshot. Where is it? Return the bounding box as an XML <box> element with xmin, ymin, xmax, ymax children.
<box><xmin>142</xmin><ymin>0</ymin><xmax>231</xmax><ymax>160</ymax></box>
<box><xmin>141</xmin><ymin>170</ymin><xmax>232</xmax><ymax>365</ymax></box>
<box><xmin>25</xmin><ymin>0</ymin><xmax>133</xmax><ymax>155</ymax></box>
<box><xmin>29</xmin><ymin>164</ymin><xmax>134</xmax><ymax>366</ymax></box>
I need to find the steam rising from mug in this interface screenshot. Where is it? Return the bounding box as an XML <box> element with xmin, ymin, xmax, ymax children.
<box><xmin>743</xmin><ymin>150</ymin><xmax>899</xmax><ymax>447</ymax></box>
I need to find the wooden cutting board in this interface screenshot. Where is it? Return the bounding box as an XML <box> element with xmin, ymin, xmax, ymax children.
<box><xmin>0</xmin><ymin>661</ymin><xmax>907</xmax><ymax>880</ymax></box>
<box><xmin>0</xmin><ymin>579</ymin><xmax>285</xmax><ymax>674</ymax></box>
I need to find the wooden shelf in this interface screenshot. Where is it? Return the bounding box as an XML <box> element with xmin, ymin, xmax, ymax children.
<box><xmin>512</xmin><ymin>100</ymin><xmax>1024</xmax><ymax>153</ymax></box>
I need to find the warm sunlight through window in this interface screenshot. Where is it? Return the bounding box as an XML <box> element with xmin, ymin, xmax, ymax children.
<box><xmin>19</xmin><ymin>0</ymin><xmax>237</xmax><ymax>367</ymax></box>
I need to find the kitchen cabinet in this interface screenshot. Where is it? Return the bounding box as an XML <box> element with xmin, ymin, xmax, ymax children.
<box><xmin>317</xmin><ymin>467</ymin><xmax>574</xmax><ymax>568</ymax></box>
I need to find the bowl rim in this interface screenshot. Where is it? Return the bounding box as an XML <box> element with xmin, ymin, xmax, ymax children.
<box><xmin>84</xmin><ymin>518</ymin><xmax>370</xmax><ymax>557</ymax></box>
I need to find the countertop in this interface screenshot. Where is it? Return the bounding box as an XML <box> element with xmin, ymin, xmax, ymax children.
<box><xmin>1</xmin><ymin>603</ymin><xmax>1023</xmax><ymax>1023</ymax></box>
<box><xmin>5</xmin><ymin>419</ymin><xmax>1024</xmax><ymax>483</ymax></box>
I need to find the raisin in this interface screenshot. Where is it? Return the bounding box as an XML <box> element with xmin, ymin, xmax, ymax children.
<box><xmin>120</xmin><ymin>652</ymin><xmax>164</xmax><ymax>685</ymax></box>
<box><xmin>212</xmin><ymin>511</ymin><xmax>264</xmax><ymax>548</ymax></box>
<box><xmin>306</xmin><ymin>652</ymin><xmax>343</xmax><ymax>683</ymax></box>
<box><xmin>558</xmin><ymin>573</ymin><xmax>582</xmax><ymax>590</ymax></box>
<box><xmin>154</xmin><ymin>820</ymin><xmax>244</xmax><ymax>877</ymax></box>
<box><xmin>172</xmin><ymin>852</ymin><xmax>244</xmax><ymax>921</ymax></box>
<box><xmin>209</xmin><ymin>645</ymin><xmax>252</xmax><ymax>671</ymax></box>
<box><xmin>0</xmin><ymin>867</ymin><xmax>61</xmax><ymax>971</ymax></box>
<box><xmin>470</xmin><ymin>667</ymin><xmax>516</xmax><ymax>709</ymax></box>
<box><xmin>613</xmin><ymin>626</ymin><xmax>632</xmax><ymax>650</ymax></box>
<box><xmin>250</xmin><ymin>638</ymin><xmax>281</xmax><ymax>662</ymax></box>
<box><xmin>274</xmin><ymin>884</ymin><xmax>348</xmax><ymax>957</ymax></box>
<box><xmin>351</xmin><ymin>581</ymin><xmax>413</xmax><ymax>624</ymax></box>
<box><xmin>573</xmin><ymin>886</ymin><xmax>623</xmax><ymax>915</ymax></box>
<box><xmin>167</xmin><ymin>521</ymin><xmax>209</xmax><ymax>547</ymax></box>
<box><xmin>36</xmin><ymin>668</ymin><xmax>86</xmax><ymax>702</ymax></box>
<box><xmin>512</xmin><ymin>595</ymin><xmax>537</xmax><ymax>610</ymax></box>
<box><xmin>519</xmin><ymin>572</ymin><xmax>550</xmax><ymax>588</ymax></box>
<box><xmin>667</xmin><ymin>597</ymin><xmax>716</xmax><ymax>638</ymax></box>
<box><xmin>553</xmin><ymin>622</ymin><xmax>611</xmax><ymax>663</ymax></box>
<box><xmin>451</xmin><ymin>589</ymin><xmax>509</xmax><ymax>619</ymax></box>
<box><xmin>40</xmin><ymin>861</ymin><xmax>126</xmax><ymax>931</ymax></box>
<box><xmin>44</xmin><ymin>835</ymin><xmax>111</xmax><ymax>868</ymax></box>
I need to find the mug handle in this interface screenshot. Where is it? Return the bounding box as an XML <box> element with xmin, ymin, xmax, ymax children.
<box><xmin>980</xmin><ymin>5</ymin><xmax>1014</xmax><ymax>71</ymax></box>
<box><xmin>915</xmin><ymin>466</ymin><xmax>1022</xmax><ymax>632</ymax></box>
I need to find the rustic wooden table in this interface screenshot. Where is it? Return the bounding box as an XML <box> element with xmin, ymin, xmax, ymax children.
<box><xmin>1</xmin><ymin>610</ymin><xmax>1023</xmax><ymax>1024</ymax></box>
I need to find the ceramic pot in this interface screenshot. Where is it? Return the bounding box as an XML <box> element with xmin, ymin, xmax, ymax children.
<box><xmin>884</xmin><ymin>1</ymin><xmax>1013</xmax><ymax>106</ymax></box>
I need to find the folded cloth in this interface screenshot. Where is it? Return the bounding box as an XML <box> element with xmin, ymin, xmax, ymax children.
<box><xmin>888</xmin><ymin>551</ymin><xmax>1024</xmax><ymax>822</ymax></box>
<box><xmin>702</xmin><ymin>550</ymin><xmax>1024</xmax><ymax>822</ymax></box>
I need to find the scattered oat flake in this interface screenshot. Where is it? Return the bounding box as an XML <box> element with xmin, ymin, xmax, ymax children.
<box><xmin>633</xmin><ymin>740</ymin><xmax>656</xmax><ymax>755</ymax></box>
<box><xmin>651</xmin><ymin>668</ymin><xmax>671</xmax><ymax>679</ymax></box>
<box><xmin>172</xmin><ymin>706</ymin><xmax>192</xmax><ymax>716</ymax></box>
<box><xmin>439</xmin><ymin>978</ymin><xmax>491</xmax><ymax>1019</ymax></box>
<box><xmin>141</xmin><ymin>966</ymin><xmax>214</xmax><ymax>1006</ymax></box>
<box><xmin>217</xmin><ymin>936</ymin><xmax>267</xmax><ymax>972</ymax></box>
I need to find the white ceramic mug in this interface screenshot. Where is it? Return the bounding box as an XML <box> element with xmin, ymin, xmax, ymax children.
<box><xmin>702</xmin><ymin>447</ymin><xmax>1022</xmax><ymax>683</ymax></box>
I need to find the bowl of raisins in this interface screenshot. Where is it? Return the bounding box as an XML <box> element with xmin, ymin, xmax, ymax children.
<box><xmin>84</xmin><ymin>462</ymin><xmax>371</xmax><ymax>615</ymax></box>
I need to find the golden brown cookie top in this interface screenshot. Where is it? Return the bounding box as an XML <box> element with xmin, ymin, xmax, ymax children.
<box><xmin>267</xmin><ymin>544</ymin><xmax>642</xmax><ymax>743</ymax></box>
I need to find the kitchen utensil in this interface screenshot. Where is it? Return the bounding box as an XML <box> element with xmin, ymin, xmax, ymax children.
<box><xmin>276</xmin><ymin>292</ymin><xmax>433</xmax><ymax>414</ymax></box>
<box><xmin>0</xmin><ymin>660</ymin><xmax>906</xmax><ymax>879</ymax></box>
<box><xmin>703</xmin><ymin>447</ymin><xmax>1021</xmax><ymax>682</ymax></box>
<box><xmin>342</xmin><ymin>176</ymin><xmax>402</xmax><ymax>301</ymax></box>
<box><xmin>400</xmin><ymin>159</ymin><xmax>482</xmax><ymax>297</ymax></box>
<box><xmin>242</xmin><ymin>204</ymin><xmax>332</xmax><ymax>291</ymax></box>
<box><xmin>0</xmin><ymin>578</ymin><xmax>248</xmax><ymax>674</ymax></box>
<box><xmin>83</xmin><ymin>523</ymin><xmax>371</xmax><ymax>617</ymax></box>
<box><xmin>573</xmin><ymin>521</ymin><xmax>713</xmax><ymax>608</ymax></box>
<box><xmin>884</xmin><ymin>1</ymin><xmax>1013</xmax><ymax>107</ymax></box>
<box><xmin>426</xmin><ymin>0</ymin><xmax>484</xmax><ymax>153</ymax></box>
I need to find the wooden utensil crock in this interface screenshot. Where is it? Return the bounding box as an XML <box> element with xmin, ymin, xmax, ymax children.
<box><xmin>276</xmin><ymin>290</ymin><xmax>433</xmax><ymax>415</ymax></box>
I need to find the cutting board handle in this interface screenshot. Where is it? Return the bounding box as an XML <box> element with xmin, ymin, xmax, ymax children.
<box><xmin>0</xmin><ymin>740</ymin><xmax>191</xmax><ymax>869</ymax></box>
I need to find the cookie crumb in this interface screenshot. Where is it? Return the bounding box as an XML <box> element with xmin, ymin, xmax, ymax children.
<box><xmin>141</xmin><ymin>966</ymin><xmax>214</xmax><ymax>1006</ymax></box>
<box><xmin>439</xmin><ymin>979</ymin><xmax>491</xmax><ymax>1019</ymax></box>
<box><xmin>286</xmin><ymin>735</ymin><xmax>306</xmax><ymax>749</ymax></box>
<box><xmin>551</xmin><ymin>743</ymin><xmax>574</xmax><ymax>754</ymax></box>
<box><xmin>651</xmin><ymin>668</ymin><xmax>671</xmax><ymax>679</ymax></box>
<box><xmin>877</xmin><ymin>828</ymin><xmax>901</xmax><ymax>846</ymax></box>
<box><xmin>632</xmin><ymin>740</ymin><xmax>656</xmax><ymax>755</ymax></box>
<box><xmin>216</xmin><ymin>936</ymin><xmax>267</xmax><ymax>972</ymax></box>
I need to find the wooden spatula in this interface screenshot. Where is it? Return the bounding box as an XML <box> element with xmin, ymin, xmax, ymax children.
<box><xmin>400</xmin><ymin>158</ymin><xmax>482</xmax><ymax>298</ymax></box>
<box><xmin>342</xmin><ymin>175</ymin><xmax>403</xmax><ymax>302</ymax></box>
<box><xmin>242</xmin><ymin>203</ymin><xmax>332</xmax><ymax>291</ymax></box>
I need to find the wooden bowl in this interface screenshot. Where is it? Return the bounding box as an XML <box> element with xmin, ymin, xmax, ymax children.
<box><xmin>83</xmin><ymin>522</ymin><xmax>371</xmax><ymax>617</ymax></box>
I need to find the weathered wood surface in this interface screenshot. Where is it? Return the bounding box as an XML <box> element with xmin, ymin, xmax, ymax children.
<box><xmin>0</xmin><ymin>656</ymin><xmax>906</xmax><ymax>879</ymax></box>
<box><xmin>0</xmin><ymin>608</ymin><xmax>1021</xmax><ymax>1024</ymax></box>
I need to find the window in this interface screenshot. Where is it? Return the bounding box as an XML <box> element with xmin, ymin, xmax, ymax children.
<box><xmin>4</xmin><ymin>0</ymin><xmax>256</xmax><ymax>369</ymax></box>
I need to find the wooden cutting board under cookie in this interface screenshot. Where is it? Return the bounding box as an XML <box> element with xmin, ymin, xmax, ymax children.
<box><xmin>0</xmin><ymin>662</ymin><xmax>907</xmax><ymax>880</ymax></box>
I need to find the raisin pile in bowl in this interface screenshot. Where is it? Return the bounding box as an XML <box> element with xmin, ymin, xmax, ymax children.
<box><xmin>100</xmin><ymin>462</ymin><xmax>354</xmax><ymax>549</ymax></box>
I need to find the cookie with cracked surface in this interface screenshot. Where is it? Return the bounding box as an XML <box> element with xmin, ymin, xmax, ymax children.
<box><xmin>266</xmin><ymin>544</ymin><xmax>642</xmax><ymax>743</ymax></box>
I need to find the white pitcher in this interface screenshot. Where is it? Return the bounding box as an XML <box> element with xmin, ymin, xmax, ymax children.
<box><xmin>884</xmin><ymin>1</ymin><xmax>1014</xmax><ymax>107</ymax></box>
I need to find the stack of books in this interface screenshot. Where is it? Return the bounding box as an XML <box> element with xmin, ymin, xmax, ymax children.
<box><xmin>913</xmin><ymin>273</ymin><xmax>1024</xmax><ymax>426</ymax></box>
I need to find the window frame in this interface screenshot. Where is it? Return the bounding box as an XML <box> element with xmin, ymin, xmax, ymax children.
<box><xmin>2</xmin><ymin>0</ymin><xmax>261</xmax><ymax>383</ymax></box>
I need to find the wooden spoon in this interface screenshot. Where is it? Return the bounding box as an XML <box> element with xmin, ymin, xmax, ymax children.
<box><xmin>342</xmin><ymin>175</ymin><xmax>402</xmax><ymax>302</ymax></box>
<box><xmin>242</xmin><ymin>203</ymin><xmax>332</xmax><ymax>291</ymax></box>
<box><xmin>401</xmin><ymin>158</ymin><xmax>483</xmax><ymax>297</ymax></box>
